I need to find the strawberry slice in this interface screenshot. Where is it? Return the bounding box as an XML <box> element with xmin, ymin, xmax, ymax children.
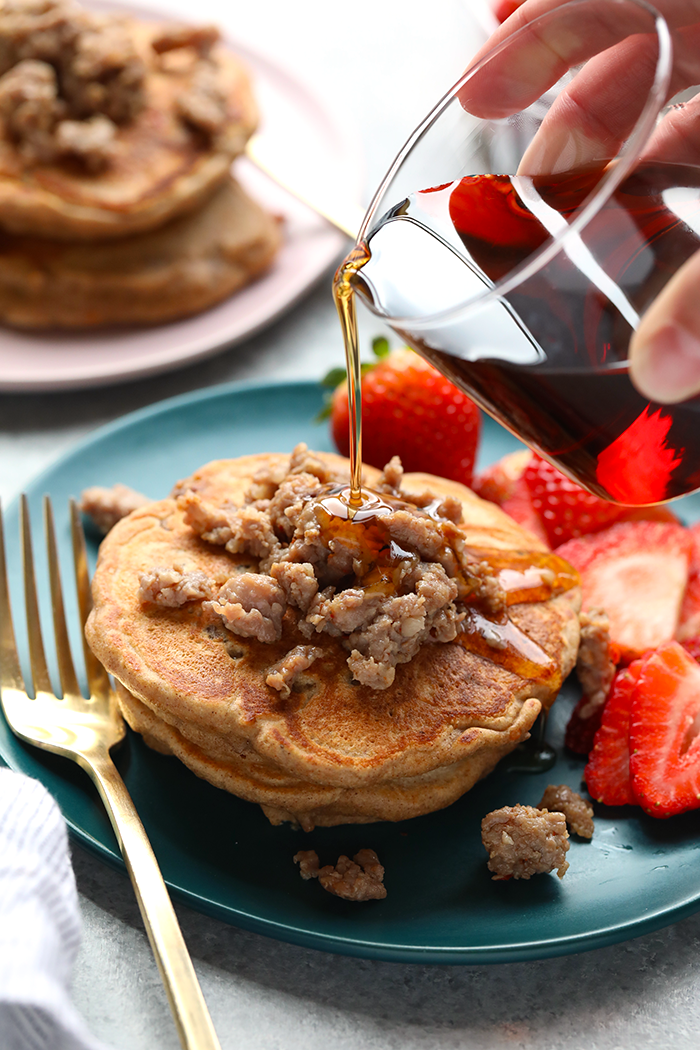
<box><xmin>472</xmin><ymin>450</ymin><xmax>550</xmax><ymax>545</ymax></box>
<box><xmin>523</xmin><ymin>454</ymin><xmax>628</xmax><ymax>547</ymax></box>
<box><xmin>473</xmin><ymin>450</ymin><xmax>679</xmax><ymax>549</ymax></box>
<box><xmin>629</xmin><ymin>641</ymin><xmax>700</xmax><ymax>818</ymax></box>
<box><xmin>676</xmin><ymin>522</ymin><xmax>700</xmax><ymax>641</ymax></box>
<box><xmin>556</xmin><ymin>521</ymin><xmax>692</xmax><ymax>663</ymax></box>
<box><xmin>500</xmin><ymin>475</ymin><xmax>550</xmax><ymax>547</ymax></box>
<box><xmin>584</xmin><ymin>663</ymin><xmax>641</xmax><ymax>806</ymax></box>
<box><xmin>681</xmin><ymin>637</ymin><xmax>700</xmax><ymax>662</ymax></box>
<box><xmin>472</xmin><ymin>449</ymin><xmax>532</xmax><ymax>505</ymax></box>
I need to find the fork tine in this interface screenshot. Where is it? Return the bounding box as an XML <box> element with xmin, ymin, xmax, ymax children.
<box><xmin>69</xmin><ymin>498</ymin><xmax>109</xmax><ymax>698</ymax></box>
<box><xmin>20</xmin><ymin>494</ymin><xmax>53</xmax><ymax>699</ymax></box>
<box><xmin>44</xmin><ymin>496</ymin><xmax>81</xmax><ymax>700</ymax></box>
<box><xmin>0</xmin><ymin>499</ymin><xmax>24</xmax><ymax>694</ymax></box>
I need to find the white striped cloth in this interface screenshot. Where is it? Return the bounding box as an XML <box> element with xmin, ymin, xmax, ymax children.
<box><xmin>0</xmin><ymin>768</ymin><xmax>108</xmax><ymax>1050</ymax></box>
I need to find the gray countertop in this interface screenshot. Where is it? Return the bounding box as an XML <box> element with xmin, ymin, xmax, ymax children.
<box><xmin>1</xmin><ymin>1</ymin><xmax>699</xmax><ymax>1047</ymax></box>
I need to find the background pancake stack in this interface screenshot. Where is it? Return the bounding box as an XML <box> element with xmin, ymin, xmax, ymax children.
<box><xmin>0</xmin><ymin>0</ymin><xmax>282</xmax><ymax>327</ymax></box>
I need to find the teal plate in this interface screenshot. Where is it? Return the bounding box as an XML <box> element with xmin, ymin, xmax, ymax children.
<box><xmin>3</xmin><ymin>378</ymin><xmax>700</xmax><ymax>964</ymax></box>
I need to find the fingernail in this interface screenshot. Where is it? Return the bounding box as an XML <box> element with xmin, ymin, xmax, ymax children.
<box><xmin>632</xmin><ymin>323</ymin><xmax>700</xmax><ymax>404</ymax></box>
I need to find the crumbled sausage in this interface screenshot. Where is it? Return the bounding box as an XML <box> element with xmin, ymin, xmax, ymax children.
<box><xmin>79</xmin><ymin>483</ymin><xmax>150</xmax><ymax>534</ymax></box>
<box><xmin>293</xmin><ymin>848</ymin><xmax>387</xmax><ymax>901</ymax></box>
<box><xmin>0</xmin><ymin>58</ymin><xmax>64</xmax><ymax>162</ymax></box>
<box><xmin>205</xmin><ymin>572</ymin><xmax>286</xmax><ymax>644</ymax></box>
<box><xmin>138</xmin><ymin>566</ymin><xmax>214</xmax><ymax>608</ymax></box>
<box><xmin>177</xmin><ymin>443</ymin><xmax>513</xmax><ymax>690</ymax></box>
<box><xmin>0</xmin><ymin>0</ymin><xmax>144</xmax><ymax>165</ymax></box>
<box><xmin>269</xmin><ymin>561</ymin><xmax>318</xmax><ymax>613</ymax></box>
<box><xmin>377</xmin><ymin>455</ymin><xmax>403</xmax><ymax>495</ymax></box>
<box><xmin>177</xmin><ymin>491</ymin><xmax>239</xmax><ymax>546</ymax></box>
<box><xmin>293</xmin><ymin>849</ymin><xmax>320</xmax><ymax>880</ymax></box>
<box><xmin>576</xmin><ymin>608</ymin><xmax>616</xmax><ymax>715</ymax></box>
<box><xmin>287</xmin><ymin>444</ymin><xmax>333</xmax><ymax>480</ymax></box>
<box><xmin>54</xmin><ymin>112</ymin><xmax>116</xmax><ymax>170</ymax></box>
<box><xmin>0</xmin><ymin>0</ymin><xmax>86</xmax><ymax>76</ymax></box>
<box><xmin>481</xmin><ymin>805</ymin><xmax>570</xmax><ymax>880</ymax></box>
<box><xmin>410</xmin><ymin>490</ymin><xmax>464</xmax><ymax>525</ymax></box>
<box><xmin>60</xmin><ymin>16</ymin><xmax>145</xmax><ymax>123</ymax></box>
<box><xmin>0</xmin><ymin>1</ymin><xmax>235</xmax><ymax>166</ymax></box>
<box><xmin>266</xmin><ymin>645</ymin><xmax>323</xmax><ymax>698</ymax></box>
<box><xmin>267</xmin><ymin>473</ymin><xmax>323</xmax><ymax>540</ymax></box>
<box><xmin>180</xmin><ymin>491</ymin><xmax>281</xmax><ymax>563</ymax></box>
<box><xmin>176</xmin><ymin>58</ymin><xmax>227</xmax><ymax>137</ymax></box>
<box><xmin>151</xmin><ymin>23</ymin><xmax>220</xmax><ymax>57</ymax></box>
<box><xmin>565</xmin><ymin>608</ymin><xmax>618</xmax><ymax>755</ymax></box>
<box><xmin>538</xmin><ymin>784</ymin><xmax>594</xmax><ymax>839</ymax></box>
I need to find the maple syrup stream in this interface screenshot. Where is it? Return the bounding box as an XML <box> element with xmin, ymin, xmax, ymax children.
<box><xmin>333</xmin><ymin>244</ymin><xmax>370</xmax><ymax>506</ymax></box>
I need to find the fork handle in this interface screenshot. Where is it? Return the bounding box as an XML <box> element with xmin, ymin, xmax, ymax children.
<box><xmin>86</xmin><ymin>749</ymin><xmax>221</xmax><ymax>1050</ymax></box>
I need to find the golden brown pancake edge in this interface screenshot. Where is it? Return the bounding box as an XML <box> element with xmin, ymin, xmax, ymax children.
<box><xmin>0</xmin><ymin>176</ymin><xmax>282</xmax><ymax>327</ymax></box>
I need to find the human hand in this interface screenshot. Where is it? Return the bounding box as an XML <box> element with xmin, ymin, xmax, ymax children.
<box><xmin>471</xmin><ymin>0</ymin><xmax>700</xmax><ymax>403</ymax></box>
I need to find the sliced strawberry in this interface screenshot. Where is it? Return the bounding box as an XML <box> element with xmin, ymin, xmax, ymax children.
<box><xmin>523</xmin><ymin>454</ymin><xmax>628</xmax><ymax>547</ymax></box>
<box><xmin>681</xmin><ymin>637</ymin><xmax>700</xmax><ymax>662</ymax></box>
<box><xmin>676</xmin><ymin>522</ymin><xmax>700</xmax><ymax>641</ymax></box>
<box><xmin>556</xmin><ymin>521</ymin><xmax>692</xmax><ymax>663</ymax></box>
<box><xmin>471</xmin><ymin>451</ymin><xmax>679</xmax><ymax>551</ymax></box>
<box><xmin>620</xmin><ymin>505</ymin><xmax>681</xmax><ymax>526</ymax></box>
<box><xmin>584</xmin><ymin>663</ymin><xmax>642</xmax><ymax>806</ymax></box>
<box><xmin>471</xmin><ymin>450</ymin><xmax>549</xmax><ymax>545</ymax></box>
<box><xmin>629</xmin><ymin>641</ymin><xmax>700</xmax><ymax>818</ymax></box>
<box><xmin>500</xmin><ymin>475</ymin><xmax>550</xmax><ymax>547</ymax></box>
<box><xmin>471</xmin><ymin>449</ymin><xmax>532</xmax><ymax>505</ymax></box>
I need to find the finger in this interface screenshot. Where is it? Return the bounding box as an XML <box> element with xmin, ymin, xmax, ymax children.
<box><xmin>643</xmin><ymin>87</ymin><xmax>700</xmax><ymax>167</ymax></box>
<box><xmin>464</xmin><ymin>0</ymin><xmax>700</xmax><ymax>118</ymax></box>
<box><xmin>493</xmin><ymin>0</ymin><xmax>526</xmax><ymax>22</ymax></box>
<box><xmin>629</xmin><ymin>248</ymin><xmax>700</xmax><ymax>403</ymax></box>
<box><xmin>516</xmin><ymin>25</ymin><xmax>700</xmax><ymax>173</ymax></box>
<box><xmin>518</xmin><ymin>34</ymin><xmax>662</xmax><ymax>173</ymax></box>
<box><xmin>462</xmin><ymin>1</ymin><xmax>656</xmax><ymax>119</ymax></box>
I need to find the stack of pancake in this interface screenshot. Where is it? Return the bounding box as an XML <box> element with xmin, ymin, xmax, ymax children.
<box><xmin>86</xmin><ymin>451</ymin><xmax>582</xmax><ymax>830</ymax></box>
<box><xmin>0</xmin><ymin>3</ymin><xmax>281</xmax><ymax>327</ymax></box>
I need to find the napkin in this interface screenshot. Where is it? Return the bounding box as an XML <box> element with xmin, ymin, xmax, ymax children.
<box><xmin>0</xmin><ymin>767</ymin><xmax>108</xmax><ymax>1050</ymax></box>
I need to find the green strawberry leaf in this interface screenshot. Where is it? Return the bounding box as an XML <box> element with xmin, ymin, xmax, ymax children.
<box><xmin>316</xmin><ymin>337</ymin><xmax>393</xmax><ymax>423</ymax></box>
<box><xmin>320</xmin><ymin>366</ymin><xmax>348</xmax><ymax>389</ymax></box>
<box><xmin>314</xmin><ymin>392</ymin><xmax>335</xmax><ymax>423</ymax></box>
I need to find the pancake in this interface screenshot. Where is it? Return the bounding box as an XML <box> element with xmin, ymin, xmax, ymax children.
<box><xmin>0</xmin><ymin>175</ymin><xmax>281</xmax><ymax>326</ymax></box>
<box><xmin>85</xmin><ymin>451</ymin><xmax>582</xmax><ymax>828</ymax></box>
<box><xmin>114</xmin><ymin>681</ymin><xmax>541</xmax><ymax>828</ymax></box>
<box><xmin>0</xmin><ymin>18</ymin><xmax>257</xmax><ymax>239</ymax></box>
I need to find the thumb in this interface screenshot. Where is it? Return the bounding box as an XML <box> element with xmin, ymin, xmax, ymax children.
<box><xmin>629</xmin><ymin>247</ymin><xmax>700</xmax><ymax>404</ymax></box>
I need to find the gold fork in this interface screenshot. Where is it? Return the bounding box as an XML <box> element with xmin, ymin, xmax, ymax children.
<box><xmin>0</xmin><ymin>495</ymin><xmax>221</xmax><ymax>1050</ymax></box>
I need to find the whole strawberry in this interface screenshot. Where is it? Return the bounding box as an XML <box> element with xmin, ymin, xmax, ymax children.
<box><xmin>323</xmin><ymin>340</ymin><xmax>481</xmax><ymax>487</ymax></box>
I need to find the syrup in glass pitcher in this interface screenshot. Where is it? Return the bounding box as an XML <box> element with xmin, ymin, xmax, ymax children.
<box><xmin>335</xmin><ymin>0</ymin><xmax>700</xmax><ymax>506</ymax></box>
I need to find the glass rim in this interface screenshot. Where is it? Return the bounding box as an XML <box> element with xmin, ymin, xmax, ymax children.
<box><xmin>356</xmin><ymin>0</ymin><xmax>673</xmax><ymax>331</ymax></box>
